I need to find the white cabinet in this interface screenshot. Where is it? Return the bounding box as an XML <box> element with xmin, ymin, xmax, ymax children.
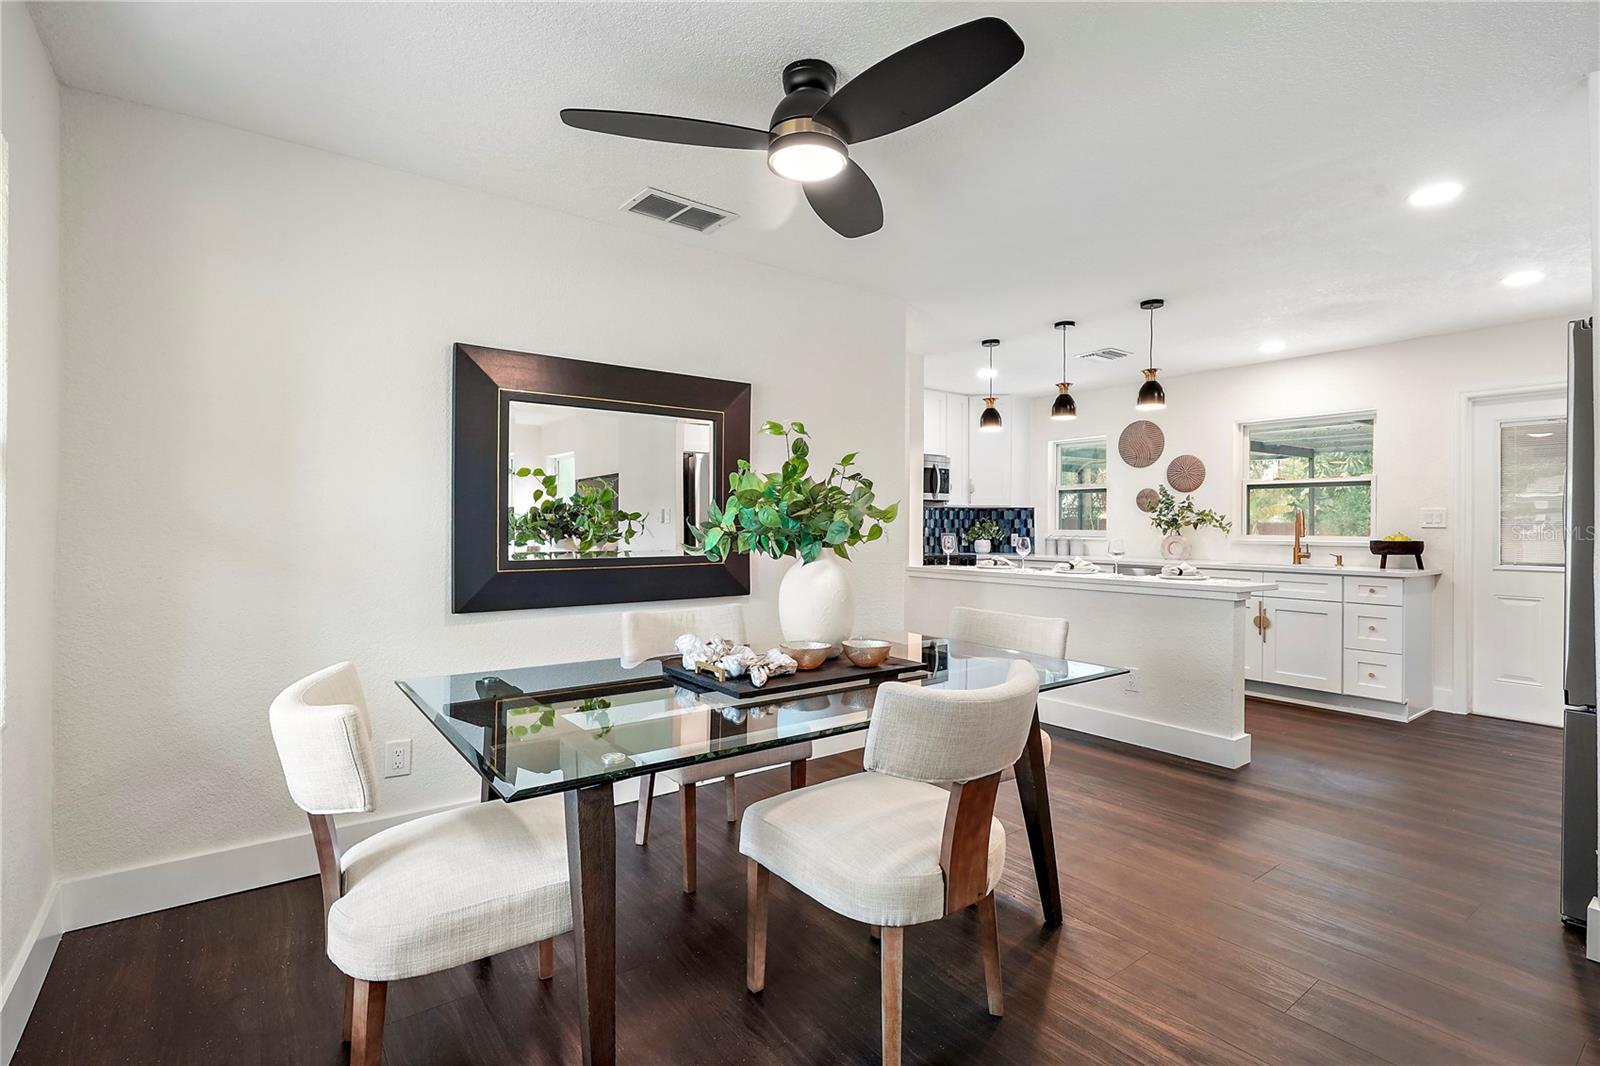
<box><xmin>944</xmin><ymin>394</ymin><xmax>970</xmax><ymax>505</ymax></box>
<box><xmin>922</xmin><ymin>391</ymin><xmax>947</xmax><ymax>456</ymax></box>
<box><xmin>1261</xmin><ymin>598</ymin><xmax>1344</xmax><ymax>693</ymax></box>
<box><xmin>1244</xmin><ymin>596</ymin><xmax>1265</xmax><ymax>680</ymax></box>
<box><xmin>1344</xmin><ymin>603</ymin><xmax>1403</xmax><ymax>654</ymax></box>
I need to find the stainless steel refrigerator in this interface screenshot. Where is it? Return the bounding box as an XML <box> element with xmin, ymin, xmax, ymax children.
<box><xmin>1562</xmin><ymin>317</ymin><xmax>1596</xmax><ymax>927</ymax></box>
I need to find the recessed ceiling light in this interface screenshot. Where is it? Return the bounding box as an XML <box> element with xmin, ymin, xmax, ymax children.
<box><xmin>976</xmin><ymin>366</ymin><xmax>998</xmax><ymax>379</ymax></box>
<box><xmin>1258</xmin><ymin>339</ymin><xmax>1286</xmax><ymax>355</ymax></box>
<box><xmin>1407</xmin><ymin>181</ymin><xmax>1463</xmax><ymax>208</ymax></box>
<box><xmin>1501</xmin><ymin>269</ymin><xmax>1545</xmax><ymax>288</ymax></box>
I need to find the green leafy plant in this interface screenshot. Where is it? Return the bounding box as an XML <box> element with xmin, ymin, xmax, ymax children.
<box><xmin>1148</xmin><ymin>486</ymin><xmax>1233</xmax><ymax>537</ymax></box>
<box><xmin>509</xmin><ymin>468</ymin><xmax>645</xmax><ymax>555</ymax></box>
<box><xmin>687</xmin><ymin>421</ymin><xmax>898</xmax><ymax>564</ymax></box>
<box><xmin>965</xmin><ymin>517</ymin><xmax>1004</xmax><ymax>545</ymax></box>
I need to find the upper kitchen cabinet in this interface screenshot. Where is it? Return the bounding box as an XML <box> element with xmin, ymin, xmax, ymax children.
<box><xmin>923</xmin><ymin>389</ymin><xmax>1030</xmax><ymax>507</ymax></box>
<box><xmin>922</xmin><ymin>390</ymin><xmax>948</xmax><ymax>455</ymax></box>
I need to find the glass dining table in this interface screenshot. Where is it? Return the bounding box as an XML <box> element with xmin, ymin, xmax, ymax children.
<box><xmin>398</xmin><ymin>633</ymin><xmax>1126</xmax><ymax>1066</ymax></box>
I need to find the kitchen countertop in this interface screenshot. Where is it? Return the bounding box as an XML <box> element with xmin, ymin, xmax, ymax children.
<box><xmin>1023</xmin><ymin>554</ymin><xmax>1441</xmax><ymax>578</ymax></box>
<box><xmin>908</xmin><ymin>563</ymin><xmax>1275</xmax><ymax>601</ymax></box>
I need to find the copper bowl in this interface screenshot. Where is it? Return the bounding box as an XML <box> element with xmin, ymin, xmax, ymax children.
<box><xmin>780</xmin><ymin>641</ymin><xmax>831</xmax><ymax>671</ymax></box>
<box><xmin>841</xmin><ymin>638</ymin><xmax>892</xmax><ymax>668</ymax></box>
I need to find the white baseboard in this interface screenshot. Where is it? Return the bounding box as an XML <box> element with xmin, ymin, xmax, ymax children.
<box><xmin>1588</xmin><ymin>898</ymin><xmax>1599</xmax><ymax>963</ymax></box>
<box><xmin>1038</xmin><ymin>694</ymin><xmax>1251</xmax><ymax>769</ymax></box>
<box><xmin>1</xmin><ymin>887</ymin><xmax>62</xmax><ymax>1065</ymax></box>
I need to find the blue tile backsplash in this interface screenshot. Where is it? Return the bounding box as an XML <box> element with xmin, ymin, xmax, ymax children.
<box><xmin>923</xmin><ymin>506</ymin><xmax>1035</xmax><ymax>557</ymax></box>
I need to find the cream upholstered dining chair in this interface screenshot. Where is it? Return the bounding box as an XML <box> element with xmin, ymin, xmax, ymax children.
<box><xmin>268</xmin><ymin>662</ymin><xmax>572</xmax><ymax>1066</ymax></box>
<box><xmin>948</xmin><ymin>605</ymin><xmax>1067</xmax><ymax>777</ymax></box>
<box><xmin>620</xmin><ymin>605</ymin><xmax>813</xmax><ymax>893</ymax></box>
<box><xmin>740</xmin><ymin>660</ymin><xmax>1040</xmax><ymax>1065</ymax></box>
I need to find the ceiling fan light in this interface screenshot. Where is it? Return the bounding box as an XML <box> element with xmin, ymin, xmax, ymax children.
<box><xmin>978</xmin><ymin>397</ymin><xmax>1003</xmax><ymax>432</ymax></box>
<box><xmin>1051</xmin><ymin>384</ymin><xmax>1077</xmax><ymax>420</ymax></box>
<box><xmin>767</xmin><ymin>129</ymin><xmax>847</xmax><ymax>183</ymax></box>
<box><xmin>1135</xmin><ymin>369</ymin><xmax>1166</xmax><ymax>411</ymax></box>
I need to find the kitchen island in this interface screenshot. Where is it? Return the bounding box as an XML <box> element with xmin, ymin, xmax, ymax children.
<box><xmin>906</xmin><ymin>564</ymin><xmax>1275</xmax><ymax>767</ymax></box>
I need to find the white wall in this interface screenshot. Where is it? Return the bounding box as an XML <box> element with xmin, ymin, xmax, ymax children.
<box><xmin>1019</xmin><ymin>316</ymin><xmax>1573</xmax><ymax>710</ymax></box>
<box><xmin>53</xmin><ymin>90</ymin><xmax>908</xmax><ymax>884</ymax></box>
<box><xmin>0</xmin><ymin>0</ymin><xmax>61</xmax><ymax>1033</ymax></box>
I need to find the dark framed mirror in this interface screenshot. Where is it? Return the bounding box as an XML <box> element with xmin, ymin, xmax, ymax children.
<box><xmin>453</xmin><ymin>343</ymin><xmax>751</xmax><ymax>612</ymax></box>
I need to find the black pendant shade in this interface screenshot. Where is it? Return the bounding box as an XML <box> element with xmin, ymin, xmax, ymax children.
<box><xmin>977</xmin><ymin>337</ymin><xmax>1002</xmax><ymax>432</ymax></box>
<box><xmin>1136</xmin><ymin>298</ymin><xmax>1166</xmax><ymax>411</ymax></box>
<box><xmin>1051</xmin><ymin>319</ymin><xmax>1077</xmax><ymax>420</ymax></box>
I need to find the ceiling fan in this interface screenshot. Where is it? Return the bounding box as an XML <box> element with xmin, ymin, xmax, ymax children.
<box><xmin>560</xmin><ymin>17</ymin><xmax>1024</xmax><ymax>238</ymax></box>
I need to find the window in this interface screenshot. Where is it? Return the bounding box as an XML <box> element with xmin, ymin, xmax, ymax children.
<box><xmin>1244</xmin><ymin>415</ymin><xmax>1374</xmax><ymax>538</ymax></box>
<box><xmin>1054</xmin><ymin>438</ymin><xmax>1107</xmax><ymax>532</ymax></box>
<box><xmin>1499</xmin><ymin>418</ymin><xmax>1566</xmax><ymax>567</ymax></box>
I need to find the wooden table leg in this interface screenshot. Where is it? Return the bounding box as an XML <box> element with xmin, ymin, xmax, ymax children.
<box><xmin>565</xmin><ymin>784</ymin><xmax>617</xmax><ymax>1066</ymax></box>
<box><xmin>1012</xmin><ymin>706</ymin><xmax>1062</xmax><ymax>927</ymax></box>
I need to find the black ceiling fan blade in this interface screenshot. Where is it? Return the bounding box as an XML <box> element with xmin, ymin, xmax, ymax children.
<box><xmin>803</xmin><ymin>161</ymin><xmax>883</xmax><ymax>238</ymax></box>
<box><xmin>560</xmin><ymin>109</ymin><xmax>769</xmax><ymax>150</ymax></box>
<box><xmin>813</xmin><ymin>18</ymin><xmax>1023</xmax><ymax>144</ymax></box>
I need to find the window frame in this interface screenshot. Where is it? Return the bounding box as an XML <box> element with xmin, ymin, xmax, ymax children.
<box><xmin>1050</xmin><ymin>435</ymin><xmax>1108</xmax><ymax>537</ymax></box>
<box><xmin>1239</xmin><ymin>412</ymin><xmax>1376</xmax><ymax>543</ymax></box>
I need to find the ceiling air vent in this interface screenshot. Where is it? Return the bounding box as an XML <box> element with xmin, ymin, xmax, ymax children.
<box><xmin>622</xmin><ymin>188</ymin><xmax>737</xmax><ymax>234</ymax></box>
<box><xmin>1078</xmin><ymin>347</ymin><xmax>1133</xmax><ymax>363</ymax></box>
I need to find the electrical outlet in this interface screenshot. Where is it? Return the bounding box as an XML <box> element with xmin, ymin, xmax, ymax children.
<box><xmin>384</xmin><ymin>739</ymin><xmax>412</xmax><ymax>778</ymax></box>
<box><xmin>1123</xmin><ymin>669</ymin><xmax>1140</xmax><ymax>694</ymax></box>
<box><xmin>1419</xmin><ymin>507</ymin><xmax>1447</xmax><ymax>529</ymax></box>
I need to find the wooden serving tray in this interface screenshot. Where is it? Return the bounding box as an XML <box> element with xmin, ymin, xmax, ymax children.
<box><xmin>661</xmin><ymin>652</ymin><xmax>926</xmax><ymax>699</ymax></box>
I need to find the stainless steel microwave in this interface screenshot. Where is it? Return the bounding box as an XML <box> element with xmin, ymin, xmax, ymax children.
<box><xmin>922</xmin><ymin>454</ymin><xmax>951</xmax><ymax>504</ymax></box>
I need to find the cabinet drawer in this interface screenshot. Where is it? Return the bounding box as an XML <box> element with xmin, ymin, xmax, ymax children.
<box><xmin>1343</xmin><ymin>650</ymin><xmax>1405</xmax><ymax>702</ymax></box>
<box><xmin>1344</xmin><ymin>575</ymin><xmax>1402</xmax><ymax>605</ymax></box>
<box><xmin>1263</xmin><ymin>572</ymin><xmax>1343</xmax><ymax>601</ymax></box>
<box><xmin>1343</xmin><ymin>603</ymin><xmax>1403</xmax><ymax>654</ymax></box>
<box><xmin>1200</xmin><ymin>569</ymin><xmax>1263</xmax><ymax>584</ymax></box>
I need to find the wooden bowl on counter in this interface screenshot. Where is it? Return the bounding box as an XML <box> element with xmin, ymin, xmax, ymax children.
<box><xmin>779</xmin><ymin>641</ymin><xmax>831</xmax><ymax>671</ymax></box>
<box><xmin>841</xmin><ymin>638</ymin><xmax>892</xmax><ymax>667</ymax></box>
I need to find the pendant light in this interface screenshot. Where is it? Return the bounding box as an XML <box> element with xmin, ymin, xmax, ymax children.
<box><xmin>977</xmin><ymin>339</ymin><xmax>1003</xmax><ymax>432</ymax></box>
<box><xmin>1051</xmin><ymin>320</ymin><xmax>1078</xmax><ymax>420</ymax></box>
<box><xmin>1136</xmin><ymin>298</ymin><xmax>1166</xmax><ymax>411</ymax></box>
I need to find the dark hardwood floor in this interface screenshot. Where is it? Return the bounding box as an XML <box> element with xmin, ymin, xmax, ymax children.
<box><xmin>16</xmin><ymin>700</ymin><xmax>1599</xmax><ymax>1064</ymax></box>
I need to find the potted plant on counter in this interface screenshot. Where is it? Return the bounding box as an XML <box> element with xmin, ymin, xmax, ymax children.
<box><xmin>965</xmin><ymin>517</ymin><xmax>1004</xmax><ymax>555</ymax></box>
<box><xmin>688</xmin><ymin>420</ymin><xmax>898</xmax><ymax>651</ymax></box>
<box><xmin>1148</xmin><ymin>486</ymin><xmax>1232</xmax><ymax>560</ymax></box>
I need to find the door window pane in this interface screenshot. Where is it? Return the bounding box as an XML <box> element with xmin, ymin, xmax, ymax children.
<box><xmin>1499</xmin><ymin>419</ymin><xmax>1566</xmax><ymax>567</ymax></box>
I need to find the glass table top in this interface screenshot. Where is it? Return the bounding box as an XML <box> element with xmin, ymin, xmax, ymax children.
<box><xmin>396</xmin><ymin>633</ymin><xmax>1127</xmax><ymax>801</ymax></box>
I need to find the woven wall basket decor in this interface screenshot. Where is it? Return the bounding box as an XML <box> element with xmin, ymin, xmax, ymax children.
<box><xmin>1167</xmin><ymin>454</ymin><xmax>1206</xmax><ymax>493</ymax></box>
<box><xmin>1117</xmin><ymin>420</ymin><xmax>1165</xmax><ymax>468</ymax></box>
<box><xmin>1136</xmin><ymin>488</ymin><xmax>1160</xmax><ymax>513</ymax></box>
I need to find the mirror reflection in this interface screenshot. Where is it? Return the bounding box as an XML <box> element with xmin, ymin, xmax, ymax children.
<box><xmin>506</xmin><ymin>399</ymin><xmax>714</xmax><ymax>561</ymax></box>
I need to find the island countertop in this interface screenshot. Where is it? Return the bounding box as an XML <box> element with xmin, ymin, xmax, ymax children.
<box><xmin>1021</xmin><ymin>554</ymin><xmax>1442</xmax><ymax>579</ymax></box>
<box><xmin>907</xmin><ymin>564</ymin><xmax>1276</xmax><ymax>601</ymax></box>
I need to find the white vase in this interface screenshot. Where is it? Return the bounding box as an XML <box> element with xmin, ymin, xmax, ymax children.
<box><xmin>779</xmin><ymin>555</ymin><xmax>856</xmax><ymax>654</ymax></box>
<box><xmin>973</xmin><ymin>539</ymin><xmax>992</xmax><ymax>555</ymax></box>
<box><xmin>1160</xmin><ymin>533</ymin><xmax>1192</xmax><ymax>560</ymax></box>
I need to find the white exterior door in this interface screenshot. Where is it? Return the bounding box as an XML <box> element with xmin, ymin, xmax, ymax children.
<box><xmin>1469</xmin><ymin>393</ymin><xmax>1567</xmax><ymax>726</ymax></box>
<box><xmin>1262</xmin><ymin>598</ymin><xmax>1343</xmax><ymax>692</ymax></box>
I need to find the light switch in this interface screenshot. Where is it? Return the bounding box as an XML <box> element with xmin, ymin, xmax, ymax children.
<box><xmin>1419</xmin><ymin>508</ymin><xmax>1446</xmax><ymax>529</ymax></box>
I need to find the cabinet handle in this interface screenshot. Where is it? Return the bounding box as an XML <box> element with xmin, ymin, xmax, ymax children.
<box><xmin>1367</xmin><ymin>671</ymin><xmax>1376</xmax><ymax>679</ymax></box>
<box><xmin>1367</xmin><ymin>625</ymin><xmax>1377</xmax><ymax>632</ymax></box>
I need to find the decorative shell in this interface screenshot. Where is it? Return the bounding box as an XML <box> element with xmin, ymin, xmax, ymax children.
<box><xmin>1136</xmin><ymin>488</ymin><xmax>1160</xmax><ymax>513</ymax></box>
<box><xmin>1167</xmin><ymin>454</ymin><xmax>1206</xmax><ymax>493</ymax></box>
<box><xmin>1118</xmin><ymin>420</ymin><xmax>1165</xmax><ymax>468</ymax></box>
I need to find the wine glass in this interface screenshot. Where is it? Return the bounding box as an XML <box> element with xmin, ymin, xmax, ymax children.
<box><xmin>1107</xmin><ymin>538</ymin><xmax>1126</xmax><ymax>574</ymax></box>
<box><xmin>1015</xmin><ymin>535</ymin><xmax>1032</xmax><ymax>563</ymax></box>
<box><xmin>940</xmin><ymin>532</ymin><xmax>958</xmax><ymax>565</ymax></box>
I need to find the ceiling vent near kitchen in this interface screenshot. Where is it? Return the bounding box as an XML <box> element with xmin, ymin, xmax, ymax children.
<box><xmin>621</xmin><ymin>188</ymin><xmax>737</xmax><ymax>234</ymax></box>
<box><xmin>1078</xmin><ymin>347</ymin><xmax>1133</xmax><ymax>362</ymax></box>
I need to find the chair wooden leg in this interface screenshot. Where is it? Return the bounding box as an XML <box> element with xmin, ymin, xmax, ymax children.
<box><xmin>746</xmin><ymin>859</ymin><xmax>770</xmax><ymax>993</ymax></box>
<box><xmin>680</xmin><ymin>781</ymin><xmax>698</xmax><ymax>894</ymax></box>
<box><xmin>634</xmin><ymin>772</ymin><xmax>655</xmax><ymax>846</ymax></box>
<box><xmin>725</xmin><ymin>774</ymin><xmax>738</xmax><ymax>823</ymax></box>
<box><xmin>880</xmin><ymin>927</ymin><xmax>904</xmax><ymax>1066</ymax></box>
<box><xmin>341</xmin><ymin>976</ymin><xmax>354</xmax><ymax>1045</ymax></box>
<box><xmin>789</xmin><ymin>759</ymin><xmax>806</xmax><ymax>790</ymax></box>
<box><xmin>538</xmin><ymin>937</ymin><xmax>555</xmax><ymax>981</ymax></box>
<box><xmin>350</xmin><ymin>979</ymin><xmax>387</xmax><ymax>1066</ymax></box>
<box><xmin>977</xmin><ymin>893</ymin><xmax>1003</xmax><ymax>1016</ymax></box>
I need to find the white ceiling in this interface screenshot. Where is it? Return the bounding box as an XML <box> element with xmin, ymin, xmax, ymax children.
<box><xmin>30</xmin><ymin>2</ymin><xmax>1598</xmax><ymax>395</ymax></box>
